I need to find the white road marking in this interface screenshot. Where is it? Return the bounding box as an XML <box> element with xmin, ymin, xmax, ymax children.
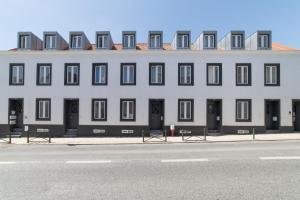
<box><xmin>260</xmin><ymin>156</ymin><xmax>300</xmax><ymax>160</ymax></box>
<box><xmin>0</xmin><ymin>161</ymin><xmax>17</xmax><ymax>165</ymax></box>
<box><xmin>65</xmin><ymin>160</ymin><xmax>112</xmax><ymax>164</ymax></box>
<box><xmin>161</xmin><ymin>158</ymin><xmax>209</xmax><ymax>163</ymax></box>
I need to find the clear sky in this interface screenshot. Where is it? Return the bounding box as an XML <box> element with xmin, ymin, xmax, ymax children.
<box><xmin>0</xmin><ymin>0</ymin><xmax>299</xmax><ymax>50</ymax></box>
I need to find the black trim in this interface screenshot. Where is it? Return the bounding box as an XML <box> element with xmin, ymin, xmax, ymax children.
<box><xmin>120</xmin><ymin>63</ymin><xmax>136</xmax><ymax>85</ymax></box>
<box><xmin>178</xmin><ymin>63</ymin><xmax>194</xmax><ymax>86</ymax></box>
<box><xmin>91</xmin><ymin>99</ymin><xmax>107</xmax><ymax>121</ymax></box>
<box><xmin>120</xmin><ymin>99</ymin><xmax>136</xmax><ymax>121</ymax></box>
<box><xmin>236</xmin><ymin>63</ymin><xmax>251</xmax><ymax>86</ymax></box>
<box><xmin>236</xmin><ymin>99</ymin><xmax>252</xmax><ymax>122</ymax></box>
<box><xmin>264</xmin><ymin>99</ymin><xmax>281</xmax><ymax>130</ymax></box>
<box><xmin>36</xmin><ymin>98</ymin><xmax>51</xmax><ymax>121</ymax></box>
<box><xmin>149</xmin><ymin>63</ymin><xmax>165</xmax><ymax>85</ymax></box>
<box><xmin>206</xmin><ymin>63</ymin><xmax>222</xmax><ymax>86</ymax></box>
<box><xmin>36</xmin><ymin>63</ymin><xmax>52</xmax><ymax>86</ymax></box>
<box><xmin>264</xmin><ymin>63</ymin><xmax>280</xmax><ymax>86</ymax></box>
<box><xmin>178</xmin><ymin>99</ymin><xmax>194</xmax><ymax>122</ymax></box>
<box><xmin>9</xmin><ymin>63</ymin><xmax>25</xmax><ymax>86</ymax></box>
<box><xmin>64</xmin><ymin>63</ymin><xmax>80</xmax><ymax>86</ymax></box>
<box><xmin>92</xmin><ymin>63</ymin><xmax>108</xmax><ymax>85</ymax></box>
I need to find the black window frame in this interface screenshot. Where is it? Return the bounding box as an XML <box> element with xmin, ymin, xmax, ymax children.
<box><xmin>36</xmin><ymin>63</ymin><xmax>52</xmax><ymax>86</ymax></box>
<box><xmin>149</xmin><ymin>63</ymin><xmax>165</xmax><ymax>86</ymax></box>
<box><xmin>177</xmin><ymin>34</ymin><xmax>190</xmax><ymax>49</ymax></box>
<box><xmin>149</xmin><ymin>33</ymin><xmax>163</xmax><ymax>49</ymax></box>
<box><xmin>92</xmin><ymin>63</ymin><xmax>108</xmax><ymax>85</ymax></box>
<box><xmin>258</xmin><ymin>33</ymin><xmax>271</xmax><ymax>49</ymax></box>
<box><xmin>178</xmin><ymin>63</ymin><xmax>194</xmax><ymax>86</ymax></box>
<box><xmin>120</xmin><ymin>98</ymin><xmax>136</xmax><ymax>121</ymax></box>
<box><xmin>36</xmin><ymin>98</ymin><xmax>51</xmax><ymax>121</ymax></box>
<box><xmin>178</xmin><ymin>99</ymin><xmax>194</xmax><ymax>122</ymax></box>
<box><xmin>206</xmin><ymin>63</ymin><xmax>222</xmax><ymax>86</ymax></box>
<box><xmin>122</xmin><ymin>34</ymin><xmax>136</xmax><ymax>49</ymax></box>
<box><xmin>236</xmin><ymin>63</ymin><xmax>251</xmax><ymax>86</ymax></box>
<box><xmin>120</xmin><ymin>63</ymin><xmax>136</xmax><ymax>86</ymax></box>
<box><xmin>236</xmin><ymin>99</ymin><xmax>252</xmax><ymax>122</ymax></box>
<box><xmin>203</xmin><ymin>33</ymin><xmax>216</xmax><ymax>49</ymax></box>
<box><xmin>9</xmin><ymin>63</ymin><xmax>25</xmax><ymax>86</ymax></box>
<box><xmin>231</xmin><ymin>34</ymin><xmax>244</xmax><ymax>49</ymax></box>
<box><xmin>264</xmin><ymin>63</ymin><xmax>280</xmax><ymax>86</ymax></box>
<box><xmin>91</xmin><ymin>98</ymin><xmax>107</xmax><ymax>121</ymax></box>
<box><xmin>96</xmin><ymin>33</ymin><xmax>109</xmax><ymax>49</ymax></box>
<box><xmin>64</xmin><ymin>63</ymin><xmax>80</xmax><ymax>86</ymax></box>
<box><xmin>44</xmin><ymin>34</ymin><xmax>57</xmax><ymax>49</ymax></box>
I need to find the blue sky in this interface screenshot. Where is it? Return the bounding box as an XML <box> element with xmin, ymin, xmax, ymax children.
<box><xmin>0</xmin><ymin>0</ymin><xmax>299</xmax><ymax>50</ymax></box>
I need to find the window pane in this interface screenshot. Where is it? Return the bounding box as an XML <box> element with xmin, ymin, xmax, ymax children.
<box><xmin>44</xmin><ymin>101</ymin><xmax>49</xmax><ymax>118</ymax></box>
<box><xmin>271</xmin><ymin>66</ymin><xmax>277</xmax><ymax>84</ymax></box>
<box><xmin>243</xmin><ymin>66</ymin><xmax>248</xmax><ymax>84</ymax></box>
<box><xmin>180</xmin><ymin>102</ymin><xmax>184</xmax><ymax>119</ymax></box>
<box><xmin>186</xmin><ymin>101</ymin><xmax>191</xmax><ymax>119</ymax></box>
<box><xmin>208</xmin><ymin>66</ymin><xmax>214</xmax><ymax>84</ymax></box>
<box><xmin>243</xmin><ymin>102</ymin><xmax>248</xmax><ymax>120</ymax></box>
<box><xmin>122</xmin><ymin>101</ymin><xmax>127</xmax><ymax>118</ymax></box>
<box><xmin>266</xmin><ymin>66</ymin><xmax>271</xmax><ymax>84</ymax></box>
<box><xmin>237</xmin><ymin>67</ymin><xmax>242</xmax><ymax>84</ymax></box>
<box><xmin>129</xmin><ymin>101</ymin><xmax>133</xmax><ymax>119</ymax></box>
<box><xmin>210</xmin><ymin>35</ymin><xmax>214</xmax><ymax>48</ymax></box>
<box><xmin>237</xmin><ymin>102</ymin><xmax>242</xmax><ymax>119</ymax></box>
<box><xmin>94</xmin><ymin>101</ymin><xmax>99</xmax><ymax>119</ymax></box>
<box><xmin>18</xmin><ymin>66</ymin><xmax>23</xmax><ymax>83</ymax></box>
<box><xmin>100</xmin><ymin>101</ymin><xmax>105</xmax><ymax>119</ymax></box>
<box><xmin>180</xmin><ymin>66</ymin><xmax>185</xmax><ymax>84</ymax></box>
<box><xmin>39</xmin><ymin>101</ymin><xmax>44</xmax><ymax>118</ymax></box>
<box><xmin>214</xmin><ymin>66</ymin><xmax>219</xmax><ymax>84</ymax></box>
<box><xmin>129</xmin><ymin>66</ymin><xmax>134</xmax><ymax>83</ymax></box>
<box><xmin>151</xmin><ymin>66</ymin><xmax>156</xmax><ymax>83</ymax></box>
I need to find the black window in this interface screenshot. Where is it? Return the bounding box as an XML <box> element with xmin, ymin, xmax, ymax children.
<box><xmin>92</xmin><ymin>99</ymin><xmax>107</xmax><ymax>121</ymax></box>
<box><xmin>92</xmin><ymin>63</ymin><xmax>108</xmax><ymax>85</ymax></box>
<box><xmin>120</xmin><ymin>63</ymin><xmax>136</xmax><ymax>85</ymax></box>
<box><xmin>9</xmin><ymin>63</ymin><xmax>24</xmax><ymax>85</ymax></box>
<box><xmin>71</xmin><ymin>35</ymin><xmax>82</xmax><ymax>49</ymax></box>
<box><xmin>178</xmin><ymin>63</ymin><xmax>194</xmax><ymax>85</ymax></box>
<box><xmin>97</xmin><ymin>34</ymin><xmax>109</xmax><ymax>49</ymax></box>
<box><xmin>207</xmin><ymin>63</ymin><xmax>222</xmax><ymax>86</ymax></box>
<box><xmin>19</xmin><ymin>35</ymin><xmax>30</xmax><ymax>49</ymax></box>
<box><xmin>149</xmin><ymin>63</ymin><xmax>164</xmax><ymax>85</ymax></box>
<box><xmin>231</xmin><ymin>34</ymin><xmax>244</xmax><ymax>49</ymax></box>
<box><xmin>44</xmin><ymin>35</ymin><xmax>56</xmax><ymax>49</ymax></box>
<box><xmin>64</xmin><ymin>63</ymin><xmax>80</xmax><ymax>85</ymax></box>
<box><xmin>36</xmin><ymin>98</ymin><xmax>51</xmax><ymax>121</ymax></box>
<box><xmin>178</xmin><ymin>99</ymin><xmax>194</xmax><ymax>121</ymax></box>
<box><xmin>204</xmin><ymin>34</ymin><xmax>216</xmax><ymax>49</ymax></box>
<box><xmin>258</xmin><ymin>34</ymin><xmax>270</xmax><ymax>49</ymax></box>
<box><xmin>264</xmin><ymin>64</ymin><xmax>280</xmax><ymax>86</ymax></box>
<box><xmin>177</xmin><ymin>34</ymin><xmax>190</xmax><ymax>49</ymax></box>
<box><xmin>123</xmin><ymin>34</ymin><xmax>135</xmax><ymax>49</ymax></box>
<box><xmin>120</xmin><ymin>99</ymin><xmax>136</xmax><ymax>121</ymax></box>
<box><xmin>236</xmin><ymin>99</ymin><xmax>251</xmax><ymax>122</ymax></box>
<box><xmin>37</xmin><ymin>64</ymin><xmax>52</xmax><ymax>85</ymax></box>
<box><xmin>236</xmin><ymin>63</ymin><xmax>251</xmax><ymax>86</ymax></box>
<box><xmin>149</xmin><ymin>34</ymin><xmax>162</xmax><ymax>49</ymax></box>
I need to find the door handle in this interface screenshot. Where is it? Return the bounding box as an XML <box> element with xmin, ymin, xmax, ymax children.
<box><xmin>161</xmin><ymin>116</ymin><xmax>164</xmax><ymax>121</ymax></box>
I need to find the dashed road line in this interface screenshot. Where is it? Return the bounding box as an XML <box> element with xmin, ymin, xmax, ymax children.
<box><xmin>260</xmin><ymin>156</ymin><xmax>300</xmax><ymax>160</ymax></box>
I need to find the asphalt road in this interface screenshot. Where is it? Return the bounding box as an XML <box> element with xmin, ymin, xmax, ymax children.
<box><xmin>0</xmin><ymin>141</ymin><xmax>300</xmax><ymax>200</ymax></box>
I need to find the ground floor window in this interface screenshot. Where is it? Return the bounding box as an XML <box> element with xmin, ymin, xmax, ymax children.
<box><xmin>236</xmin><ymin>99</ymin><xmax>251</xmax><ymax>122</ymax></box>
<box><xmin>92</xmin><ymin>99</ymin><xmax>107</xmax><ymax>121</ymax></box>
<box><xmin>178</xmin><ymin>99</ymin><xmax>194</xmax><ymax>121</ymax></box>
<box><xmin>36</xmin><ymin>98</ymin><xmax>51</xmax><ymax>120</ymax></box>
<box><xmin>120</xmin><ymin>99</ymin><xmax>136</xmax><ymax>121</ymax></box>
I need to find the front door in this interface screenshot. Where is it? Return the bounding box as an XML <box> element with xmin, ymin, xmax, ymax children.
<box><xmin>64</xmin><ymin>100</ymin><xmax>79</xmax><ymax>130</ymax></box>
<box><xmin>207</xmin><ymin>100</ymin><xmax>222</xmax><ymax>131</ymax></box>
<box><xmin>293</xmin><ymin>100</ymin><xmax>300</xmax><ymax>131</ymax></box>
<box><xmin>265</xmin><ymin>100</ymin><xmax>280</xmax><ymax>130</ymax></box>
<box><xmin>8</xmin><ymin>99</ymin><xmax>23</xmax><ymax>132</ymax></box>
<box><xmin>149</xmin><ymin>100</ymin><xmax>164</xmax><ymax>130</ymax></box>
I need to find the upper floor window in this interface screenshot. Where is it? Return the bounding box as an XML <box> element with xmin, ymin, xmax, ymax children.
<box><xmin>92</xmin><ymin>99</ymin><xmax>107</xmax><ymax>121</ymax></box>
<box><xmin>204</xmin><ymin>34</ymin><xmax>215</xmax><ymax>49</ymax></box>
<box><xmin>121</xmin><ymin>63</ymin><xmax>136</xmax><ymax>85</ymax></box>
<box><xmin>177</xmin><ymin>34</ymin><xmax>189</xmax><ymax>49</ymax></box>
<box><xmin>232</xmin><ymin>34</ymin><xmax>243</xmax><ymax>49</ymax></box>
<box><xmin>236</xmin><ymin>64</ymin><xmax>251</xmax><ymax>86</ymax></box>
<box><xmin>36</xmin><ymin>98</ymin><xmax>51</xmax><ymax>120</ymax></box>
<box><xmin>9</xmin><ymin>64</ymin><xmax>24</xmax><ymax>85</ymax></box>
<box><xmin>207</xmin><ymin>63</ymin><xmax>222</xmax><ymax>86</ymax></box>
<box><xmin>37</xmin><ymin>64</ymin><xmax>51</xmax><ymax>85</ymax></box>
<box><xmin>92</xmin><ymin>63</ymin><xmax>107</xmax><ymax>85</ymax></box>
<box><xmin>258</xmin><ymin>34</ymin><xmax>270</xmax><ymax>49</ymax></box>
<box><xmin>149</xmin><ymin>34</ymin><xmax>162</xmax><ymax>49</ymax></box>
<box><xmin>149</xmin><ymin>63</ymin><xmax>164</xmax><ymax>85</ymax></box>
<box><xmin>65</xmin><ymin>64</ymin><xmax>80</xmax><ymax>85</ymax></box>
<box><xmin>123</xmin><ymin>34</ymin><xmax>135</xmax><ymax>49</ymax></box>
<box><xmin>178</xmin><ymin>63</ymin><xmax>194</xmax><ymax>85</ymax></box>
<box><xmin>19</xmin><ymin>35</ymin><xmax>30</xmax><ymax>49</ymax></box>
<box><xmin>236</xmin><ymin>99</ymin><xmax>251</xmax><ymax>122</ymax></box>
<box><xmin>45</xmin><ymin>35</ymin><xmax>56</xmax><ymax>49</ymax></box>
<box><xmin>120</xmin><ymin>99</ymin><xmax>136</xmax><ymax>121</ymax></box>
<box><xmin>178</xmin><ymin>99</ymin><xmax>194</xmax><ymax>121</ymax></box>
<box><xmin>71</xmin><ymin>35</ymin><xmax>82</xmax><ymax>48</ymax></box>
<box><xmin>265</xmin><ymin>64</ymin><xmax>280</xmax><ymax>86</ymax></box>
<box><xmin>97</xmin><ymin>34</ymin><xmax>109</xmax><ymax>49</ymax></box>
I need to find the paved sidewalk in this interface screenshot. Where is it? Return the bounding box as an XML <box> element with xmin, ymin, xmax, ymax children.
<box><xmin>1</xmin><ymin>133</ymin><xmax>300</xmax><ymax>145</ymax></box>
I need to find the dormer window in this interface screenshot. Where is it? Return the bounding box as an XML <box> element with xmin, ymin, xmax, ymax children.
<box><xmin>232</xmin><ymin>34</ymin><xmax>243</xmax><ymax>49</ymax></box>
<box><xmin>45</xmin><ymin>35</ymin><xmax>56</xmax><ymax>49</ymax></box>
<box><xmin>204</xmin><ymin>34</ymin><xmax>215</xmax><ymax>49</ymax></box>
<box><xmin>19</xmin><ymin>35</ymin><xmax>30</xmax><ymax>49</ymax></box>
<box><xmin>258</xmin><ymin>34</ymin><xmax>270</xmax><ymax>49</ymax></box>
<box><xmin>123</xmin><ymin>34</ymin><xmax>135</xmax><ymax>49</ymax></box>
<box><xmin>71</xmin><ymin>35</ymin><xmax>82</xmax><ymax>49</ymax></box>
<box><xmin>97</xmin><ymin>34</ymin><xmax>109</xmax><ymax>49</ymax></box>
<box><xmin>177</xmin><ymin>34</ymin><xmax>189</xmax><ymax>49</ymax></box>
<box><xmin>150</xmin><ymin>34</ymin><xmax>161</xmax><ymax>49</ymax></box>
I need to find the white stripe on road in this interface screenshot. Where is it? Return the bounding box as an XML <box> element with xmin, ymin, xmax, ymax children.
<box><xmin>66</xmin><ymin>160</ymin><xmax>112</xmax><ymax>164</ymax></box>
<box><xmin>260</xmin><ymin>156</ymin><xmax>300</xmax><ymax>160</ymax></box>
<box><xmin>0</xmin><ymin>161</ymin><xmax>17</xmax><ymax>165</ymax></box>
<box><xmin>161</xmin><ymin>158</ymin><xmax>209</xmax><ymax>163</ymax></box>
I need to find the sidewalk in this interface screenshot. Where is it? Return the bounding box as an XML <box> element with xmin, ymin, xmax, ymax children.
<box><xmin>1</xmin><ymin>133</ymin><xmax>300</xmax><ymax>145</ymax></box>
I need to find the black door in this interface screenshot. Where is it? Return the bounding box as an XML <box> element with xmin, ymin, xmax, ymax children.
<box><xmin>265</xmin><ymin>100</ymin><xmax>280</xmax><ymax>130</ymax></box>
<box><xmin>207</xmin><ymin>100</ymin><xmax>221</xmax><ymax>131</ymax></box>
<box><xmin>64</xmin><ymin>100</ymin><xmax>79</xmax><ymax>130</ymax></box>
<box><xmin>149</xmin><ymin>100</ymin><xmax>164</xmax><ymax>130</ymax></box>
<box><xmin>9</xmin><ymin>99</ymin><xmax>23</xmax><ymax>131</ymax></box>
<box><xmin>293</xmin><ymin>101</ymin><xmax>300</xmax><ymax>131</ymax></box>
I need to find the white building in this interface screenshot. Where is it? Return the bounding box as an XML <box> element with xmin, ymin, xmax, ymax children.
<box><xmin>0</xmin><ymin>30</ymin><xmax>299</xmax><ymax>137</ymax></box>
